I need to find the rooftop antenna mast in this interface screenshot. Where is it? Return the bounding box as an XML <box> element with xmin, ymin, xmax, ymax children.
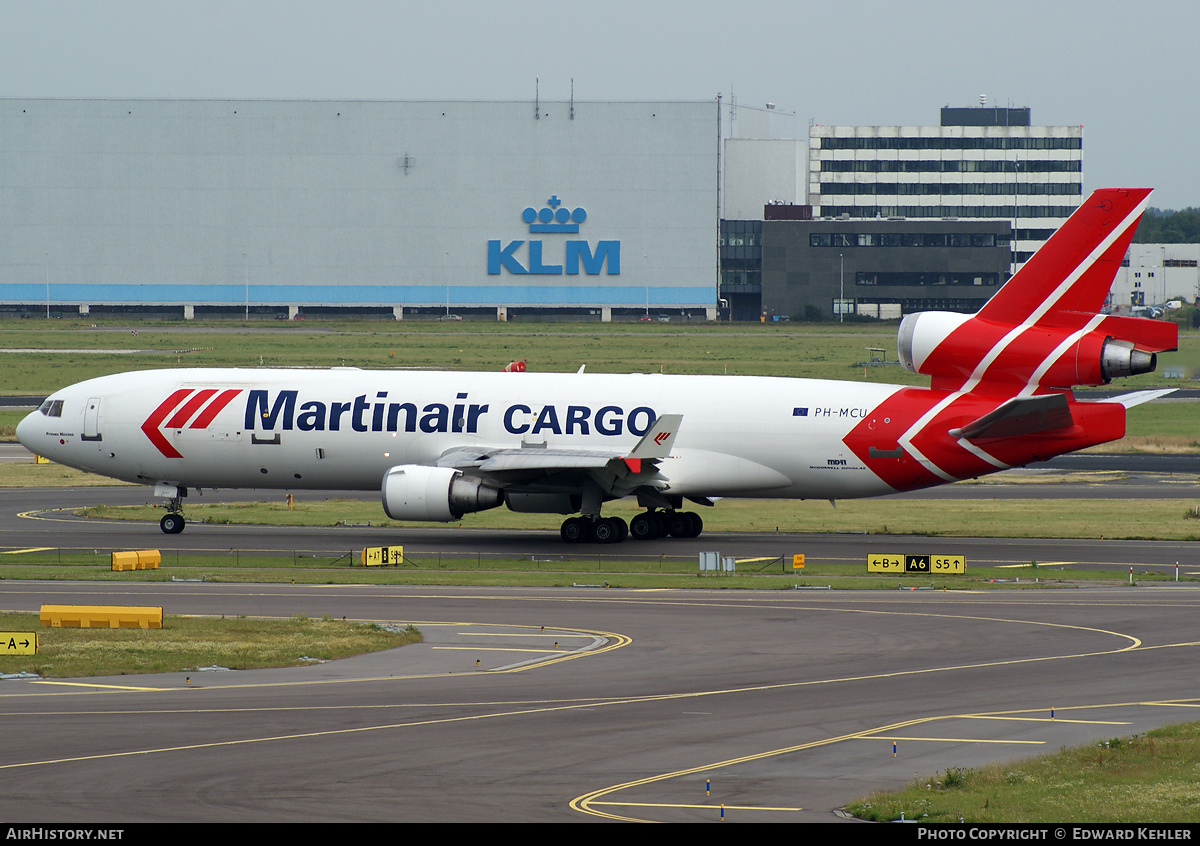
<box><xmin>570</xmin><ymin>77</ymin><xmax>575</xmax><ymax>120</ymax></box>
<box><xmin>535</xmin><ymin>77</ymin><xmax>540</xmax><ymax>120</ymax></box>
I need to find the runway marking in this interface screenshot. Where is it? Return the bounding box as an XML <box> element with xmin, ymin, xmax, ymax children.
<box><xmin>0</xmin><ymin>621</ymin><xmax>632</xmax><ymax>700</ymax></box>
<box><xmin>0</xmin><ymin>547</ymin><xmax>54</xmax><ymax>554</ymax></box>
<box><xmin>571</xmin><ymin>699</ymin><xmax>1200</xmax><ymax>822</ymax></box>
<box><xmin>860</xmin><ymin>736</ymin><xmax>1045</xmax><ymax>745</ymax></box>
<box><xmin>0</xmin><ymin>650</ymin><xmax>1176</xmax><ymax>774</ymax></box>
<box><xmin>959</xmin><ymin>715</ymin><xmax>1131</xmax><ymax>725</ymax></box>
<box><xmin>0</xmin><ymin>604</ymin><xmax>1155</xmax><ymax>702</ymax></box>
<box><xmin>457</xmin><ymin>632</ymin><xmax>594</xmax><ymax>638</ymax></box>
<box><xmin>17</xmin><ymin>509</ymin><xmax>103</xmax><ymax>524</ymax></box>
<box><xmin>572</xmin><ymin>718</ymin><xmax>931</xmax><ymax>821</ymax></box>
<box><xmin>31</xmin><ymin>681</ymin><xmax>164</xmax><ymax>692</ymax></box>
<box><xmin>432</xmin><ymin>646</ymin><xmax>566</xmax><ymax>654</ymax></box>
<box><xmin>589</xmin><ymin>800</ymin><xmax>804</xmax><ymax>813</ymax></box>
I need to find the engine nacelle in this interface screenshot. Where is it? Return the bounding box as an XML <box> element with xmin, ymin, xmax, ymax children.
<box><xmin>898</xmin><ymin>310</ymin><xmax>1162</xmax><ymax>388</ymax></box>
<box><xmin>1100</xmin><ymin>339</ymin><xmax>1157</xmax><ymax>381</ymax></box>
<box><xmin>897</xmin><ymin>311</ymin><xmax>973</xmax><ymax>376</ymax></box>
<box><xmin>381</xmin><ymin>464</ymin><xmax>503</xmax><ymax>522</ymax></box>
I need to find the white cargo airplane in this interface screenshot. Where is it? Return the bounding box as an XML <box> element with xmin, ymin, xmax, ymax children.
<box><xmin>17</xmin><ymin>189</ymin><xmax>1176</xmax><ymax>543</ymax></box>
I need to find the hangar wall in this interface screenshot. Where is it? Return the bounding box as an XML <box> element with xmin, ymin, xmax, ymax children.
<box><xmin>0</xmin><ymin>99</ymin><xmax>718</xmax><ymax>316</ymax></box>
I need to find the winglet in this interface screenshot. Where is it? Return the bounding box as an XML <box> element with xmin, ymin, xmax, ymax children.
<box><xmin>623</xmin><ymin>414</ymin><xmax>682</xmax><ymax>471</ymax></box>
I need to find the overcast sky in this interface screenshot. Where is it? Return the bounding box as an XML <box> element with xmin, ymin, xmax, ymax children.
<box><xmin>2</xmin><ymin>0</ymin><xmax>1196</xmax><ymax>209</ymax></box>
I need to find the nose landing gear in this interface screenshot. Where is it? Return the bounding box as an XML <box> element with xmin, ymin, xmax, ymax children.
<box><xmin>156</xmin><ymin>484</ymin><xmax>187</xmax><ymax>534</ymax></box>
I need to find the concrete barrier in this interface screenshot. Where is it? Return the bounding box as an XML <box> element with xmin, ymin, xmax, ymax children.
<box><xmin>111</xmin><ymin>549</ymin><xmax>161</xmax><ymax>571</ymax></box>
<box><xmin>40</xmin><ymin>605</ymin><xmax>163</xmax><ymax>629</ymax></box>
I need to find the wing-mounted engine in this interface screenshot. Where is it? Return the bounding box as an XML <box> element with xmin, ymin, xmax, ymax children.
<box><xmin>381</xmin><ymin>464</ymin><xmax>503</xmax><ymax>522</ymax></box>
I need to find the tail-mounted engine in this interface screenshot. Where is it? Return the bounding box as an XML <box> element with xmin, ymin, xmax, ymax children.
<box><xmin>897</xmin><ymin>310</ymin><xmax>1175</xmax><ymax>391</ymax></box>
<box><xmin>381</xmin><ymin>464</ymin><xmax>503</xmax><ymax>522</ymax></box>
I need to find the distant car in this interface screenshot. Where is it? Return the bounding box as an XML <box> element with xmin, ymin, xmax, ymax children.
<box><xmin>292</xmin><ymin>314</ymin><xmax>306</xmax><ymax>320</ymax></box>
<box><xmin>437</xmin><ymin>314</ymin><xmax>463</xmax><ymax>321</ymax></box>
<box><xmin>639</xmin><ymin>316</ymin><xmax>653</xmax><ymax>322</ymax></box>
<box><xmin>656</xmin><ymin>315</ymin><xmax>670</xmax><ymax>323</ymax></box>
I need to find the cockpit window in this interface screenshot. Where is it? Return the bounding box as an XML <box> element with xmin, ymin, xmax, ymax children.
<box><xmin>38</xmin><ymin>400</ymin><xmax>63</xmax><ymax>417</ymax></box>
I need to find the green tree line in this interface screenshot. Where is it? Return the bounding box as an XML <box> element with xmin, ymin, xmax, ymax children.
<box><xmin>1132</xmin><ymin>207</ymin><xmax>1200</xmax><ymax>243</ymax></box>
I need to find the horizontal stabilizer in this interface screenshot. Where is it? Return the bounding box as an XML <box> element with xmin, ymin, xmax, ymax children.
<box><xmin>949</xmin><ymin>393</ymin><xmax>1073</xmax><ymax>440</ymax></box>
<box><xmin>1092</xmin><ymin>388</ymin><xmax>1176</xmax><ymax>409</ymax></box>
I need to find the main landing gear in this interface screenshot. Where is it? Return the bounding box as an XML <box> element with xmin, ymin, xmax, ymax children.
<box><xmin>560</xmin><ymin>515</ymin><xmax>628</xmax><ymax>544</ymax></box>
<box><xmin>559</xmin><ymin>510</ymin><xmax>703</xmax><ymax>544</ymax></box>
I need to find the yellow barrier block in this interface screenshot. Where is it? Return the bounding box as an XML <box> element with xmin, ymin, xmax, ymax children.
<box><xmin>111</xmin><ymin>549</ymin><xmax>161</xmax><ymax>571</ymax></box>
<box><xmin>40</xmin><ymin>605</ymin><xmax>163</xmax><ymax>629</ymax></box>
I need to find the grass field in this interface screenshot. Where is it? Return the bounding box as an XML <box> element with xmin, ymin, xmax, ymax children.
<box><xmin>67</xmin><ymin>493</ymin><xmax>1200</xmax><ymax>541</ymax></box>
<box><xmin>0</xmin><ymin>545</ymin><xmax>1180</xmax><ymax>589</ymax></box>
<box><xmin>847</xmin><ymin>721</ymin><xmax>1200</xmax><ymax>823</ymax></box>
<box><xmin>1</xmin><ymin>318</ymin><xmax>1198</xmax><ymax>392</ymax></box>
<box><xmin>0</xmin><ymin>611</ymin><xmax>420</xmax><ymax>678</ymax></box>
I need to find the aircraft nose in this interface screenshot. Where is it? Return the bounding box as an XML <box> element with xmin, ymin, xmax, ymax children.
<box><xmin>15</xmin><ymin>409</ymin><xmax>42</xmax><ymax>453</ymax></box>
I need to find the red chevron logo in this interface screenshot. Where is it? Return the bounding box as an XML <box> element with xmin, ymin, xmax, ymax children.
<box><xmin>140</xmin><ymin>388</ymin><xmax>243</xmax><ymax>458</ymax></box>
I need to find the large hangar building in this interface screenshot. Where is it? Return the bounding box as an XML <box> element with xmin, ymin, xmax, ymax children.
<box><xmin>0</xmin><ymin>99</ymin><xmax>718</xmax><ymax>320</ymax></box>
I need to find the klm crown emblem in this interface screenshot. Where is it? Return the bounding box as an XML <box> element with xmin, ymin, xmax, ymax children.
<box><xmin>523</xmin><ymin>195</ymin><xmax>587</xmax><ymax>233</ymax></box>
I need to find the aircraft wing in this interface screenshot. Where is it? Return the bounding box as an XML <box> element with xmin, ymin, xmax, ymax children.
<box><xmin>435</xmin><ymin>414</ymin><xmax>683</xmax><ymax>490</ymax></box>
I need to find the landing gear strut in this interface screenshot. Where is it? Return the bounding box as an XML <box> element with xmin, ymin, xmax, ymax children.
<box><xmin>157</xmin><ymin>485</ymin><xmax>187</xmax><ymax>534</ymax></box>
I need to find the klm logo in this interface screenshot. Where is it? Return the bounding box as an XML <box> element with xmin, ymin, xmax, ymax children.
<box><xmin>488</xmin><ymin>195</ymin><xmax>620</xmax><ymax>276</ymax></box>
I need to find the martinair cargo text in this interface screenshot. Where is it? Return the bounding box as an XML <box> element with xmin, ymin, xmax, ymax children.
<box><xmin>17</xmin><ymin>189</ymin><xmax>1177</xmax><ymax>543</ymax></box>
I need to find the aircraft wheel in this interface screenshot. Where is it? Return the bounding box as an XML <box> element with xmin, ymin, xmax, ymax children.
<box><xmin>628</xmin><ymin>513</ymin><xmax>659</xmax><ymax>541</ymax></box>
<box><xmin>685</xmin><ymin>512</ymin><xmax>703</xmax><ymax>538</ymax></box>
<box><xmin>590</xmin><ymin>517</ymin><xmax>619</xmax><ymax>544</ymax></box>
<box><xmin>667</xmin><ymin>511</ymin><xmax>692</xmax><ymax>538</ymax></box>
<box><xmin>612</xmin><ymin>517</ymin><xmax>628</xmax><ymax>542</ymax></box>
<box><xmin>560</xmin><ymin>516</ymin><xmax>590</xmax><ymax>544</ymax></box>
<box><xmin>160</xmin><ymin>513</ymin><xmax>185</xmax><ymax>534</ymax></box>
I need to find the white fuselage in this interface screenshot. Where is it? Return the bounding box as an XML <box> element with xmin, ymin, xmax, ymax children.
<box><xmin>17</xmin><ymin>368</ymin><xmax>906</xmax><ymax>501</ymax></box>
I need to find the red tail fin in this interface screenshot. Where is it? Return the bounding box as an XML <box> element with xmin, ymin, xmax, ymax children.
<box><xmin>898</xmin><ymin>188</ymin><xmax>1176</xmax><ymax>393</ymax></box>
<box><xmin>977</xmin><ymin>188</ymin><xmax>1150</xmax><ymax>324</ymax></box>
